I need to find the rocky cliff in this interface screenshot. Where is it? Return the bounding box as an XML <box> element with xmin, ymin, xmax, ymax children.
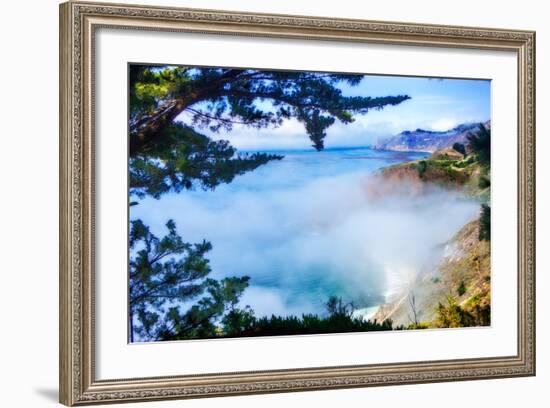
<box><xmin>375</xmin><ymin>121</ymin><xmax>490</xmax><ymax>153</ymax></box>
<box><xmin>373</xmin><ymin>219</ymin><xmax>490</xmax><ymax>328</ymax></box>
<box><xmin>370</xmin><ymin>139</ymin><xmax>491</xmax><ymax>329</ymax></box>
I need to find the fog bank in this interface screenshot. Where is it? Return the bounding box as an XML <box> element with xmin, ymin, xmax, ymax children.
<box><xmin>132</xmin><ymin>148</ymin><xmax>479</xmax><ymax>318</ymax></box>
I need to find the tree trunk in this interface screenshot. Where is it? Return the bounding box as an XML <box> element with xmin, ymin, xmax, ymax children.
<box><xmin>129</xmin><ymin>69</ymin><xmax>244</xmax><ymax>156</ymax></box>
<box><xmin>129</xmin><ymin>98</ymin><xmax>188</xmax><ymax>155</ymax></box>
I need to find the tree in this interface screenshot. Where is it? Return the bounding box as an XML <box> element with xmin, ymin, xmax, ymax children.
<box><xmin>129</xmin><ymin>65</ymin><xmax>410</xmax><ymax>199</ymax></box>
<box><xmin>452</xmin><ymin>142</ymin><xmax>466</xmax><ymax>156</ymax></box>
<box><xmin>129</xmin><ymin>123</ymin><xmax>283</xmax><ymax>199</ymax></box>
<box><xmin>407</xmin><ymin>291</ymin><xmax>419</xmax><ymax>325</ymax></box>
<box><xmin>457</xmin><ymin>281</ymin><xmax>467</xmax><ymax>296</ymax></box>
<box><xmin>435</xmin><ymin>294</ymin><xmax>490</xmax><ymax>328</ymax></box>
<box><xmin>435</xmin><ymin>295</ymin><xmax>473</xmax><ymax>328</ymax></box>
<box><xmin>129</xmin><ymin>218</ymin><xmax>249</xmax><ymax>341</ymax></box>
<box><xmin>220</xmin><ymin>296</ymin><xmax>398</xmax><ymax>338</ymax></box>
<box><xmin>130</xmin><ymin>65</ymin><xmax>410</xmax><ymax>153</ymax></box>
<box><xmin>478</xmin><ymin>175</ymin><xmax>491</xmax><ymax>189</ymax></box>
<box><xmin>221</xmin><ymin>306</ymin><xmax>257</xmax><ymax>337</ymax></box>
<box><xmin>479</xmin><ymin>204</ymin><xmax>491</xmax><ymax>241</ymax></box>
<box><xmin>417</xmin><ymin>160</ymin><xmax>427</xmax><ymax>178</ymax></box>
<box><xmin>466</xmin><ymin>123</ymin><xmax>490</xmax><ymax>165</ymax></box>
<box><xmin>127</xmin><ymin>65</ymin><xmax>412</xmax><ymax>341</ymax></box>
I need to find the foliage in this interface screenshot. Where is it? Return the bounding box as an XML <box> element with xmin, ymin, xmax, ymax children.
<box><xmin>452</xmin><ymin>142</ymin><xmax>467</xmax><ymax>156</ymax></box>
<box><xmin>130</xmin><ymin>65</ymin><xmax>410</xmax><ymax>154</ymax></box>
<box><xmin>435</xmin><ymin>294</ymin><xmax>490</xmax><ymax>328</ymax></box>
<box><xmin>429</xmin><ymin>159</ymin><xmax>456</xmax><ymax>169</ymax></box>
<box><xmin>220</xmin><ymin>296</ymin><xmax>399</xmax><ymax>338</ymax></box>
<box><xmin>453</xmin><ymin>156</ymin><xmax>474</xmax><ymax>168</ymax></box>
<box><xmin>413</xmin><ymin>159</ymin><xmax>467</xmax><ymax>185</ymax></box>
<box><xmin>466</xmin><ymin>123</ymin><xmax>491</xmax><ymax>165</ymax></box>
<box><xmin>221</xmin><ymin>306</ymin><xmax>257</xmax><ymax>337</ymax></box>
<box><xmin>130</xmin><ymin>123</ymin><xmax>282</xmax><ymax>198</ymax></box>
<box><xmin>457</xmin><ymin>281</ymin><xmax>467</xmax><ymax>296</ymax></box>
<box><xmin>127</xmin><ymin>65</ymin><xmax>413</xmax><ymax>340</ymax></box>
<box><xmin>129</xmin><ymin>65</ymin><xmax>410</xmax><ymax>201</ymax></box>
<box><xmin>463</xmin><ymin>294</ymin><xmax>491</xmax><ymax>326</ymax></box>
<box><xmin>129</xmin><ymin>219</ymin><xmax>249</xmax><ymax>341</ymax></box>
<box><xmin>478</xmin><ymin>175</ymin><xmax>491</xmax><ymax>189</ymax></box>
<box><xmin>479</xmin><ymin>204</ymin><xmax>491</xmax><ymax>241</ymax></box>
<box><xmin>128</xmin><ymin>222</ymin><xmax>400</xmax><ymax>341</ymax></box>
<box><xmin>435</xmin><ymin>295</ymin><xmax>471</xmax><ymax>328</ymax></box>
<box><xmin>407</xmin><ymin>322</ymin><xmax>429</xmax><ymax>330</ymax></box>
<box><xmin>417</xmin><ymin>160</ymin><xmax>427</xmax><ymax>178</ymax></box>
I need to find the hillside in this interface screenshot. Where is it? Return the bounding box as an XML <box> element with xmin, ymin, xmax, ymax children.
<box><xmin>373</xmin><ymin>219</ymin><xmax>490</xmax><ymax>328</ymax></box>
<box><xmin>368</xmin><ymin>146</ymin><xmax>490</xmax><ymax>201</ymax></box>
<box><xmin>374</xmin><ymin>121</ymin><xmax>489</xmax><ymax>153</ymax></box>
<box><xmin>370</xmin><ymin>132</ymin><xmax>491</xmax><ymax>329</ymax></box>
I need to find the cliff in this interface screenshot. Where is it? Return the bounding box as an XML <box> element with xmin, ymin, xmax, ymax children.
<box><xmin>367</xmin><ymin>147</ymin><xmax>490</xmax><ymax>201</ymax></box>
<box><xmin>373</xmin><ymin>219</ymin><xmax>490</xmax><ymax>328</ymax></box>
<box><xmin>370</xmin><ymin>138</ymin><xmax>491</xmax><ymax>329</ymax></box>
<box><xmin>375</xmin><ymin>121</ymin><xmax>490</xmax><ymax>153</ymax></box>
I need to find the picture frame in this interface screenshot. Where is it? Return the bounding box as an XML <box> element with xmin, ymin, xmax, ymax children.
<box><xmin>59</xmin><ymin>1</ymin><xmax>536</xmax><ymax>405</ymax></box>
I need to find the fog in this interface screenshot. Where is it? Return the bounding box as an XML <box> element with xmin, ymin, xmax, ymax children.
<box><xmin>132</xmin><ymin>148</ymin><xmax>479</xmax><ymax>318</ymax></box>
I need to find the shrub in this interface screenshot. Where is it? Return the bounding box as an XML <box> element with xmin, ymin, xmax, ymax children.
<box><xmin>478</xmin><ymin>175</ymin><xmax>491</xmax><ymax>189</ymax></box>
<box><xmin>435</xmin><ymin>294</ymin><xmax>491</xmax><ymax>328</ymax></box>
<box><xmin>454</xmin><ymin>156</ymin><xmax>474</xmax><ymax>168</ymax></box>
<box><xmin>417</xmin><ymin>160</ymin><xmax>427</xmax><ymax>178</ymax></box>
<box><xmin>220</xmin><ymin>296</ymin><xmax>401</xmax><ymax>338</ymax></box>
<box><xmin>457</xmin><ymin>281</ymin><xmax>467</xmax><ymax>296</ymax></box>
<box><xmin>407</xmin><ymin>322</ymin><xmax>429</xmax><ymax>330</ymax></box>
<box><xmin>435</xmin><ymin>296</ymin><xmax>467</xmax><ymax>328</ymax></box>
<box><xmin>464</xmin><ymin>294</ymin><xmax>491</xmax><ymax>326</ymax></box>
<box><xmin>466</xmin><ymin>124</ymin><xmax>491</xmax><ymax>165</ymax></box>
<box><xmin>479</xmin><ymin>204</ymin><xmax>491</xmax><ymax>241</ymax></box>
<box><xmin>452</xmin><ymin>142</ymin><xmax>467</xmax><ymax>156</ymax></box>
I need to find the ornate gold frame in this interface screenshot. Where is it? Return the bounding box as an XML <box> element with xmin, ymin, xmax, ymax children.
<box><xmin>59</xmin><ymin>1</ymin><xmax>536</xmax><ymax>405</ymax></box>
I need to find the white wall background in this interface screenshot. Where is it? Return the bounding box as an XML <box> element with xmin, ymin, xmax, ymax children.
<box><xmin>0</xmin><ymin>0</ymin><xmax>546</xmax><ymax>406</ymax></box>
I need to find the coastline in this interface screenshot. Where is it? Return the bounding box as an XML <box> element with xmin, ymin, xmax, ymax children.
<box><xmin>361</xmin><ymin>142</ymin><xmax>491</xmax><ymax>328</ymax></box>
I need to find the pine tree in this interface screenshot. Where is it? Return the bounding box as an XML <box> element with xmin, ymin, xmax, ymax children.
<box><xmin>479</xmin><ymin>204</ymin><xmax>491</xmax><ymax>241</ymax></box>
<box><xmin>129</xmin><ymin>219</ymin><xmax>249</xmax><ymax>341</ymax></box>
<box><xmin>129</xmin><ymin>65</ymin><xmax>410</xmax><ymax>199</ymax></box>
<box><xmin>128</xmin><ymin>65</ymin><xmax>412</xmax><ymax>340</ymax></box>
<box><xmin>466</xmin><ymin>123</ymin><xmax>491</xmax><ymax>165</ymax></box>
<box><xmin>452</xmin><ymin>142</ymin><xmax>466</xmax><ymax>156</ymax></box>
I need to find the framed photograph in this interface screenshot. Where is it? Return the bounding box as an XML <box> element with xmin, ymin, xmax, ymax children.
<box><xmin>59</xmin><ymin>1</ymin><xmax>536</xmax><ymax>405</ymax></box>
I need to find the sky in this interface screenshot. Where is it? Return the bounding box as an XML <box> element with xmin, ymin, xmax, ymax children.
<box><xmin>175</xmin><ymin>73</ymin><xmax>491</xmax><ymax>151</ymax></box>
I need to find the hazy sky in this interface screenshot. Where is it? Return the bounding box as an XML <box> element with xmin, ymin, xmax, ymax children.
<box><xmin>175</xmin><ymin>74</ymin><xmax>491</xmax><ymax>150</ymax></box>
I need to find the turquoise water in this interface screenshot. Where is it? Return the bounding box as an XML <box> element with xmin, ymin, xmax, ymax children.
<box><xmin>212</xmin><ymin>147</ymin><xmax>429</xmax><ymax>194</ymax></box>
<box><xmin>132</xmin><ymin>147</ymin><xmax>479</xmax><ymax>319</ymax></box>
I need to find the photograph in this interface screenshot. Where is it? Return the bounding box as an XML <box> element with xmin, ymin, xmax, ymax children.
<box><xmin>57</xmin><ymin>2</ymin><xmax>536</xmax><ymax>404</ymax></box>
<box><xmin>128</xmin><ymin>65</ymin><xmax>492</xmax><ymax>342</ymax></box>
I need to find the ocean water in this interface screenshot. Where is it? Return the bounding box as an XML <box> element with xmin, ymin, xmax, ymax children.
<box><xmin>132</xmin><ymin>147</ymin><xmax>479</xmax><ymax>319</ymax></box>
<box><xmin>222</xmin><ymin>147</ymin><xmax>429</xmax><ymax>193</ymax></box>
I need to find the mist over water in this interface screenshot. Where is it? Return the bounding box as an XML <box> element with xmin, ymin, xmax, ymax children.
<box><xmin>132</xmin><ymin>147</ymin><xmax>479</xmax><ymax>319</ymax></box>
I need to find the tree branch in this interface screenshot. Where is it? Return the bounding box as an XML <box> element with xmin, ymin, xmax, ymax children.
<box><xmin>185</xmin><ymin>107</ymin><xmax>265</xmax><ymax>126</ymax></box>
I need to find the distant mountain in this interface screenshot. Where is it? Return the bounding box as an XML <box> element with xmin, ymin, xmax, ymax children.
<box><xmin>374</xmin><ymin>121</ymin><xmax>490</xmax><ymax>153</ymax></box>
